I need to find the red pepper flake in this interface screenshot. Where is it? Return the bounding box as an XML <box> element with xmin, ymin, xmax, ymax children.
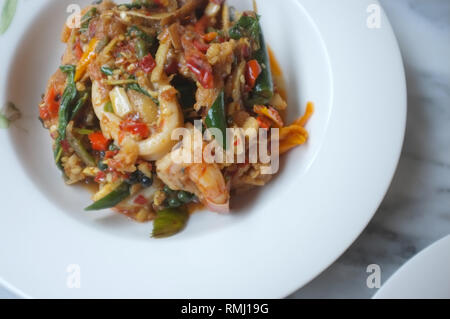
<box><xmin>94</xmin><ymin>171</ymin><xmax>106</xmax><ymax>183</ymax></box>
<box><xmin>120</xmin><ymin>117</ymin><xmax>150</xmax><ymax>139</ymax></box>
<box><xmin>73</xmin><ymin>39</ymin><xmax>83</xmax><ymax>61</ymax></box>
<box><xmin>39</xmin><ymin>107</ymin><xmax>50</xmax><ymax>121</ymax></box>
<box><xmin>245</xmin><ymin>60</ymin><xmax>262</xmax><ymax>89</ymax></box>
<box><xmin>61</xmin><ymin>139</ymin><xmax>71</xmax><ymax>153</ymax></box>
<box><xmin>203</xmin><ymin>32</ymin><xmax>218</xmax><ymax>43</ymax></box>
<box><xmin>134</xmin><ymin>195</ymin><xmax>148</xmax><ymax>205</ymax></box>
<box><xmin>186</xmin><ymin>55</ymin><xmax>214</xmax><ymax>89</ymax></box>
<box><xmin>195</xmin><ymin>16</ymin><xmax>209</xmax><ymax>35</ymax></box>
<box><xmin>139</xmin><ymin>53</ymin><xmax>156</xmax><ymax>74</ymax></box>
<box><xmin>193</xmin><ymin>39</ymin><xmax>210</xmax><ymax>53</ymax></box>
<box><xmin>165</xmin><ymin>60</ymin><xmax>179</xmax><ymax>75</ymax></box>
<box><xmin>40</xmin><ymin>86</ymin><xmax>61</xmax><ymax>120</ymax></box>
<box><xmin>88</xmin><ymin>132</ymin><xmax>111</xmax><ymax>151</ymax></box>
<box><xmin>257</xmin><ymin>116</ymin><xmax>272</xmax><ymax>130</ymax></box>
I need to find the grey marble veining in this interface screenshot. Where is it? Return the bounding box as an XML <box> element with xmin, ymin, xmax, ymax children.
<box><xmin>1</xmin><ymin>0</ymin><xmax>449</xmax><ymax>299</ymax></box>
<box><xmin>291</xmin><ymin>0</ymin><xmax>450</xmax><ymax>299</ymax></box>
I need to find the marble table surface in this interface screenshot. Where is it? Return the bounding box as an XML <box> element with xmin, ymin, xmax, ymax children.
<box><xmin>1</xmin><ymin>0</ymin><xmax>449</xmax><ymax>299</ymax></box>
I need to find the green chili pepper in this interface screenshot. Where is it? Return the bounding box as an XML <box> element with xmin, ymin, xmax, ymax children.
<box><xmin>95</xmin><ymin>37</ymin><xmax>109</xmax><ymax>54</ymax></box>
<box><xmin>229</xmin><ymin>15</ymin><xmax>274</xmax><ymax>105</ymax></box>
<box><xmin>229</xmin><ymin>15</ymin><xmax>261</xmax><ymax>46</ymax></box>
<box><xmin>85</xmin><ymin>182</ymin><xmax>131</xmax><ymax>211</ymax></box>
<box><xmin>172</xmin><ymin>75</ymin><xmax>196</xmax><ymax>109</ymax></box>
<box><xmin>135</xmin><ymin>38</ymin><xmax>148</xmax><ymax>59</ymax></box>
<box><xmin>54</xmin><ymin>65</ymin><xmax>77</xmax><ymax>166</ymax></box>
<box><xmin>74</xmin><ymin>128</ymin><xmax>95</xmax><ymax>135</ymax></box>
<box><xmin>127</xmin><ymin>25</ymin><xmax>155</xmax><ymax>45</ymax></box>
<box><xmin>70</xmin><ymin>90</ymin><xmax>89</xmax><ymax>120</ymax></box>
<box><xmin>66</xmin><ymin>123</ymin><xmax>96</xmax><ymax>167</ymax></box>
<box><xmin>248</xmin><ymin>31</ymin><xmax>274</xmax><ymax>106</ymax></box>
<box><xmin>152</xmin><ymin>207</ymin><xmax>189</xmax><ymax>239</ymax></box>
<box><xmin>205</xmin><ymin>90</ymin><xmax>227</xmax><ymax>149</ymax></box>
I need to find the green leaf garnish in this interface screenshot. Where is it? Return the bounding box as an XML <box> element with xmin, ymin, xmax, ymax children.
<box><xmin>152</xmin><ymin>208</ymin><xmax>189</xmax><ymax>239</ymax></box>
<box><xmin>0</xmin><ymin>0</ymin><xmax>18</xmax><ymax>35</ymax></box>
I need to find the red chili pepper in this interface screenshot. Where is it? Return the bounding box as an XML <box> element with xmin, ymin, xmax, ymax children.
<box><xmin>193</xmin><ymin>39</ymin><xmax>210</xmax><ymax>53</ymax></box>
<box><xmin>139</xmin><ymin>53</ymin><xmax>156</xmax><ymax>74</ymax></box>
<box><xmin>88</xmin><ymin>132</ymin><xmax>111</xmax><ymax>151</ymax></box>
<box><xmin>134</xmin><ymin>195</ymin><xmax>148</xmax><ymax>205</ymax></box>
<box><xmin>40</xmin><ymin>86</ymin><xmax>61</xmax><ymax>120</ymax></box>
<box><xmin>120</xmin><ymin>117</ymin><xmax>150</xmax><ymax>139</ymax></box>
<box><xmin>257</xmin><ymin>116</ymin><xmax>272</xmax><ymax>130</ymax></box>
<box><xmin>39</xmin><ymin>108</ymin><xmax>50</xmax><ymax>121</ymax></box>
<box><xmin>241</xmin><ymin>43</ymin><xmax>251</xmax><ymax>59</ymax></box>
<box><xmin>61</xmin><ymin>139</ymin><xmax>71</xmax><ymax>153</ymax></box>
<box><xmin>186</xmin><ymin>55</ymin><xmax>214</xmax><ymax>89</ymax></box>
<box><xmin>195</xmin><ymin>16</ymin><xmax>209</xmax><ymax>35</ymax></box>
<box><xmin>203</xmin><ymin>32</ymin><xmax>218</xmax><ymax>43</ymax></box>
<box><xmin>94</xmin><ymin>171</ymin><xmax>106</xmax><ymax>183</ymax></box>
<box><xmin>165</xmin><ymin>60</ymin><xmax>179</xmax><ymax>75</ymax></box>
<box><xmin>245</xmin><ymin>60</ymin><xmax>262</xmax><ymax>89</ymax></box>
<box><xmin>73</xmin><ymin>39</ymin><xmax>83</xmax><ymax>61</ymax></box>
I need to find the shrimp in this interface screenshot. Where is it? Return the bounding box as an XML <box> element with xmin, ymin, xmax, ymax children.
<box><xmin>156</xmin><ymin>136</ymin><xmax>230</xmax><ymax>213</ymax></box>
<box><xmin>91</xmin><ymin>80</ymin><xmax>184</xmax><ymax>160</ymax></box>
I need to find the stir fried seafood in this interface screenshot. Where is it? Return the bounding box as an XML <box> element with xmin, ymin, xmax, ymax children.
<box><xmin>39</xmin><ymin>0</ymin><xmax>313</xmax><ymax>238</ymax></box>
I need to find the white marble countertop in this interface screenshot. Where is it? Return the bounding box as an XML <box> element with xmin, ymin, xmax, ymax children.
<box><xmin>1</xmin><ymin>0</ymin><xmax>449</xmax><ymax>299</ymax></box>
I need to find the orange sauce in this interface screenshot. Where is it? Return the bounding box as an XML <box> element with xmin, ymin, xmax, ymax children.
<box><xmin>79</xmin><ymin>179</ymin><xmax>99</xmax><ymax>194</ymax></box>
<box><xmin>187</xmin><ymin>202</ymin><xmax>205</xmax><ymax>215</ymax></box>
<box><xmin>268</xmin><ymin>46</ymin><xmax>288</xmax><ymax>121</ymax></box>
<box><xmin>268</xmin><ymin>46</ymin><xmax>287</xmax><ymax>101</ymax></box>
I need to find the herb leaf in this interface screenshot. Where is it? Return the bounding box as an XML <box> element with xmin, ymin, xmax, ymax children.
<box><xmin>85</xmin><ymin>183</ymin><xmax>131</xmax><ymax>211</ymax></box>
<box><xmin>205</xmin><ymin>90</ymin><xmax>227</xmax><ymax>149</ymax></box>
<box><xmin>127</xmin><ymin>83</ymin><xmax>159</xmax><ymax>105</ymax></box>
<box><xmin>229</xmin><ymin>15</ymin><xmax>261</xmax><ymax>48</ymax></box>
<box><xmin>0</xmin><ymin>102</ymin><xmax>21</xmax><ymax>129</ymax></box>
<box><xmin>152</xmin><ymin>208</ymin><xmax>189</xmax><ymax>239</ymax></box>
<box><xmin>0</xmin><ymin>0</ymin><xmax>18</xmax><ymax>35</ymax></box>
<box><xmin>54</xmin><ymin>65</ymin><xmax>78</xmax><ymax>166</ymax></box>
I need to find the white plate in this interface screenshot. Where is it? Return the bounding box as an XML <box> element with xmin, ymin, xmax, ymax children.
<box><xmin>0</xmin><ymin>0</ymin><xmax>406</xmax><ymax>298</ymax></box>
<box><xmin>374</xmin><ymin>236</ymin><xmax>450</xmax><ymax>299</ymax></box>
